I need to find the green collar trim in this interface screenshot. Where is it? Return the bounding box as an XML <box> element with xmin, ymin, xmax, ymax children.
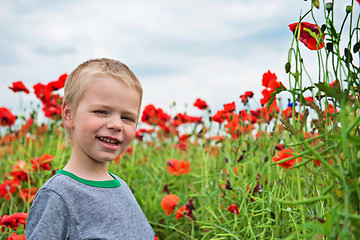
<box><xmin>56</xmin><ymin>169</ymin><xmax>121</xmax><ymax>188</ymax></box>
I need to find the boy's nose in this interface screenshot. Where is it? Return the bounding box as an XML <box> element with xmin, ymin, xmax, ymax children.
<box><xmin>106</xmin><ymin>118</ymin><xmax>123</xmax><ymax>131</ymax></box>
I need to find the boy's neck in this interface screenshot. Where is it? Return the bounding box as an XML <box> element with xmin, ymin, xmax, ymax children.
<box><xmin>63</xmin><ymin>158</ymin><xmax>113</xmax><ymax>181</ymax></box>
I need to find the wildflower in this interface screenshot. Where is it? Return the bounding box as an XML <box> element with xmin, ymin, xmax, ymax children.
<box><xmin>211</xmin><ymin>110</ymin><xmax>226</xmax><ymax>124</ymax></box>
<box><xmin>260</xmin><ymin>89</ymin><xmax>273</xmax><ymax>105</ymax></box>
<box><xmin>304</xmin><ymin>96</ymin><xmax>314</xmax><ymax>103</ymax></box>
<box><xmin>46</xmin><ymin>73</ymin><xmax>67</xmax><ymax>91</ymax></box>
<box><xmin>275</xmin><ymin>144</ymin><xmax>284</xmax><ymax>151</ymax></box>
<box><xmin>223</xmin><ymin>102</ymin><xmax>236</xmax><ymax>113</ymax></box>
<box><xmin>239</xmin><ymin>91</ymin><xmax>254</xmax><ymax>103</ymax></box>
<box><xmin>227</xmin><ymin>204</ymin><xmax>240</xmax><ymax>215</ymax></box>
<box><xmin>281</xmin><ymin>106</ymin><xmax>294</xmax><ymax>120</ymax></box>
<box><xmin>175</xmin><ymin>206</ymin><xmax>188</xmax><ymax>219</ymax></box>
<box><xmin>141</xmin><ymin>104</ymin><xmax>171</xmax><ymax>126</ymax></box>
<box><xmin>262</xmin><ymin>70</ymin><xmax>278</xmax><ymax>88</ymax></box>
<box><xmin>0</xmin><ymin>212</ymin><xmax>28</xmax><ymax>230</ymax></box>
<box><xmin>33</xmin><ymin>83</ymin><xmax>52</xmax><ymax>102</ymax></box>
<box><xmin>193</xmin><ymin>98</ymin><xmax>208</xmax><ymax>110</ymax></box>
<box><xmin>185</xmin><ymin>198</ymin><xmax>195</xmax><ymax>220</ymax></box>
<box><xmin>161</xmin><ymin>194</ymin><xmax>179</xmax><ymax>215</ymax></box>
<box><xmin>19</xmin><ymin>187</ymin><xmax>38</xmax><ymax>203</ymax></box>
<box><xmin>0</xmin><ymin>107</ymin><xmax>16</xmax><ymax>127</ymax></box>
<box><xmin>11</xmin><ymin>160</ymin><xmax>31</xmax><ymax>181</ymax></box>
<box><xmin>42</xmin><ymin>94</ymin><xmax>62</xmax><ymax>119</ymax></box>
<box><xmin>289</xmin><ymin>22</ymin><xmax>325</xmax><ymax>50</ymax></box>
<box><xmin>272</xmin><ymin>149</ymin><xmax>301</xmax><ymax>169</ymax></box>
<box><xmin>8</xmin><ymin>81</ymin><xmax>30</xmax><ymax>94</ymax></box>
<box><xmin>166</xmin><ymin>159</ymin><xmax>191</xmax><ymax>176</ymax></box>
<box><xmin>5</xmin><ymin>233</ymin><xmax>26</xmax><ymax>240</ymax></box>
<box><xmin>31</xmin><ymin>153</ymin><xmax>54</xmax><ymax>171</ymax></box>
<box><xmin>0</xmin><ymin>179</ymin><xmax>20</xmax><ymax>200</ymax></box>
<box><xmin>329</xmin><ymin>79</ymin><xmax>340</xmax><ymax>88</ymax></box>
<box><xmin>172</xmin><ymin>113</ymin><xmax>201</xmax><ymax>127</ymax></box>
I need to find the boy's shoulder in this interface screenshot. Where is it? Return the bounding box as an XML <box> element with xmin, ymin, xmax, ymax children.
<box><xmin>39</xmin><ymin>173</ymin><xmax>76</xmax><ymax>194</ymax></box>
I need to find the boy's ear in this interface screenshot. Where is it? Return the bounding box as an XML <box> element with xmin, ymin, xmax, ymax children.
<box><xmin>62</xmin><ymin>102</ymin><xmax>74</xmax><ymax>128</ymax></box>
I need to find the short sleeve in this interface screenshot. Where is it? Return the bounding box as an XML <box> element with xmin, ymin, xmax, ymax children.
<box><xmin>26</xmin><ymin>188</ymin><xmax>71</xmax><ymax>240</ymax></box>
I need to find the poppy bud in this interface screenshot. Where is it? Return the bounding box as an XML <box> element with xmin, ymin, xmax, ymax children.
<box><xmin>346</xmin><ymin>5</ymin><xmax>352</xmax><ymax>13</ymax></box>
<box><xmin>312</xmin><ymin>0</ymin><xmax>320</xmax><ymax>9</ymax></box>
<box><xmin>285</xmin><ymin>62</ymin><xmax>291</xmax><ymax>73</ymax></box>
<box><xmin>321</xmin><ymin>24</ymin><xmax>326</xmax><ymax>33</ymax></box>
<box><xmin>325</xmin><ymin>2</ymin><xmax>333</xmax><ymax>12</ymax></box>
<box><xmin>326</xmin><ymin>42</ymin><xmax>333</xmax><ymax>52</ymax></box>
<box><xmin>354</xmin><ymin>42</ymin><xmax>360</xmax><ymax>54</ymax></box>
<box><xmin>344</xmin><ymin>48</ymin><xmax>353</xmax><ymax>63</ymax></box>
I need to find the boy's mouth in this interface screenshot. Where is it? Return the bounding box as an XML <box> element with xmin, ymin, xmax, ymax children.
<box><xmin>97</xmin><ymin>137</ymin><xmax>120</xmax><ymax>146</ymax></box>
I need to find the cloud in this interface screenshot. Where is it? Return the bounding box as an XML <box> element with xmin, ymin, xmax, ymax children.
<box><xmin>1</xmin><ymin>0</ymin><xmax>357</xmax><ymax>120</ymax></box>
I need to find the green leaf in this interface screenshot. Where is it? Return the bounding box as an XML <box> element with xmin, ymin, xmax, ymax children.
<box><xmin>266</xmin><ymin>83</ymin><xmax>287</xmax><ymax>111</ymax></box>
<box><xmin>315</xmin><ymin>82</ymin><xmax>343</xmax><ymax>102</ymax></box>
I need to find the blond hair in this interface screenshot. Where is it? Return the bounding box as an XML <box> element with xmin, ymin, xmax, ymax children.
<box><xmin>63</xmin><ymin>58</ymin><xmax>143</xmax><ymax>142</ymax></box>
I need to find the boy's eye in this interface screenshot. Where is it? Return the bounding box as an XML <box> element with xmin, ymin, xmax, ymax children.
<box><xmin>122</xmin><ymin>116</ymin><xmax>135</xmax><ymax>123</ymax></box>
<box><xmin>94</xmin><ymin>110</ymin><xmax>108</xmax><ymax>115</ymax></box>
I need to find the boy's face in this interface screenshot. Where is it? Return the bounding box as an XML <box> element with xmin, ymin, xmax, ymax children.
<box><xmin>63</xmin><ymin>74</ymin><xmax>140</xmax><ymax>165</ymax></box>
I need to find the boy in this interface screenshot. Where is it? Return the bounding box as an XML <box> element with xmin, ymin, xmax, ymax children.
<box><xmin>26</xmin><ymin>58</ymin><xmax>155</xmax><ymax>239</ymax></box>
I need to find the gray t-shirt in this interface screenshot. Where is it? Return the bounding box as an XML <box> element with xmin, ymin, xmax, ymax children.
<box><xmin>26</xmin><ymin>170</ymin><xmax>155</xmax><ymax>240</ymax></box>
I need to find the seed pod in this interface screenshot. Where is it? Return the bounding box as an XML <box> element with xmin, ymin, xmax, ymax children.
<box><xmin>325</xmin><ymin>2</ymin><xmax>333</xmax><ymax>12</ymax></box>
<box><xmin>285</xmin><ymin>62</ymin><xmax>291</xmax><ymax>73</ymax></box>
<box><xmin>346</xmin><ymin>5</ymin><xmax>352</xmax><ymax>13</ymax></box>
<box><xmin>312</xmin><ymin>0</ymin><xmax>320</xmax><ymax>9</ymax></box>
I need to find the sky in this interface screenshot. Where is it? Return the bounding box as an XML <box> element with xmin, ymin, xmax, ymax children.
<box><xmin>0</xmin><ymin>0</ymin><xmax>358</xmax><ymax>122</ymax></box>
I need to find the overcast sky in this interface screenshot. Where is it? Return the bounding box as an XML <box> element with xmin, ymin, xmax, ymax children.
<box><xmin>0</xmin><ymin>0</ymin><xmax>358</xmax><ymax>122</ymax></box>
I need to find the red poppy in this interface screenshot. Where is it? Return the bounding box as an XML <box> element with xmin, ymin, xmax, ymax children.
<box><xmin>175</xmin><ymin>206</ymin><xmax>189</xmax><ymax>219</ymax></box>
<box><xmin>262</xmin><ymin>71</ymin><xmax>278</xmax><ymax>88</ymax></box>
<box><xmin>304</xmin><ymin>96</ymin><xmax>314</xmax><ymax>103</ymax></box>
<box><xmin>325</xmin><ymin>103</ymin><xmax>336</xmax><ymax>115</ymax></box>
<box><xmin>19</xmin><ymin>187</ymin><xmax>38</xmax><ymax>203</ymax></box>
<box><xmin>357</xmin><ymin>0</ymin><xmax>360</xmax><ymax>5</ymax></box>
<box><xmin>46</xmin><ymin>73</ymin><xmax>67</xmax><ymax>91</ymax></box>
<box><xmin>8</xmin><ymin>81</ymin><xmax>30</xmax><ymax>94</ymax></box>
<box><xmin>172</xmin><ymin>113</ymin><xmax>202</xmax><ymax>127</ymax></box>
<box><xmin>0</xmin><ymin>107</ymin><xmax>16</xmax><ymax>127</ymax></box>
<box><xmin>33</xmin><ymin>83</ymin><xmax>52</xmax><ymax>102</ymax></box>
<box><xmin>0</xmin><ymin>179</ymin><xmax>20</xmax><ymax>201</ymax></box>
<box><xmin>281</xmin><ymin>106</ymin><xmax>294</xmax><ymax>120</ymax></box>
<box><xmin>211</xmin><ymin>110</ymin><xmax>226</xmax><ymax>124</ymax></box>
<box><xmin>141</xmin><ymin>104</ymin><xmax>171</xmax><ymax>126</ymax></box>
<box><xmin>272</xmin><ymin>149</ymin><xmax>301</xmax><ymax>169</ymax></box>
<box><xmin>260</xmin><ymin>88</ymin><xmax>273</xmax><ymax>105</ymax></box>
<box><xmin>31</xmin><ymin>153</ymin><xmax>54</xmax><ymax>171</ymax></box>
<box><xmin>193</xmin><ymin>98</ymin><xmax>208</xmax><ymax>110</ymax></box>
<box><xmin>223</xmin><ymin>102</ymin><xmax>236</xmax><ymax>113</ymax></box>
<box><xmin>227</xmin><ymin>204</ymin><xmax>240</xmax><ymax>215</ymax></box>
<box><xmin>329</xmin><ymin>79</ymin><xmax>340</xmax><ymax>88</ymax></box>
<box><xmin>5</xmin><ymin>233</ymin><xmax>26</xmax><ymax>240</ymax></box>
<box><xmin>239</xmin><ymin>91</ymin><xmax>254</xmax><ymax>103</ymax></box>
<box><xmin>275</xmin><ymin>144</ymin><xmax>284</xmax><ymax>151</ymax></box>
<box><xmin>166</xmin><ymin>159</ymin><xmax>191</xmax><ymax>176</ymax></box>
<box><xmin>161</xmin><ymin>194</ymin><xmax>179</xmax><ymax>215</ymax></box>
<box><xmin>289</xmin><ymin>22</ymin><xmax>324</xmax><ymax>50</ymax></box>
<box><xmin>135</xmin><ymin>128</ymin><xmax>154</xmax><ymax>141</ymax></box>
<box><xmin>11</xmin><ymin>160</ymin><xmax>30</xmax><ymax>181</ymax></box>
<box><xmin>0</xmin><ymin>212</ymin><xmax>28</xmax><ymax>230</ymax></box>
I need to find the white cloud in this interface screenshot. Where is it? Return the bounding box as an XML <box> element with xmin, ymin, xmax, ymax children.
<box><xmin>0</xmin><ymin>0</ymin><xmax>358</xmax><ymax>121</ymax></box>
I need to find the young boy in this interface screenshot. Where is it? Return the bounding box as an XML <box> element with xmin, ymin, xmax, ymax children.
<box><xmin>26</xmin><ymin>58</ymin><xmax>155</xmax><ymax>239</ymax></box>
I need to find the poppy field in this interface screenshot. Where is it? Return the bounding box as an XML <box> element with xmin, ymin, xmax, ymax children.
<box><xmin>1</xmin><ymin>1</ymin><xmax>360</xmax><ymax>239</ymax></box>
